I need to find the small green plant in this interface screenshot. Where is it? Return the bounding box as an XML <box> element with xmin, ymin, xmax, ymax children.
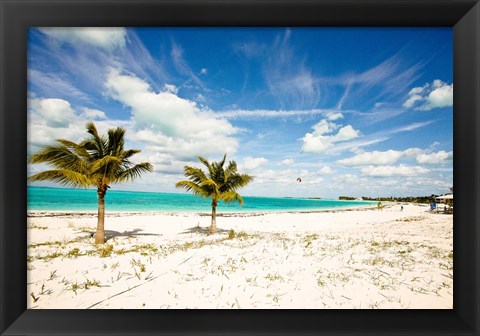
<box><xmin>39</xmin><ymin>251</ymin><xmax>62</xmax><ymax>261</ymax></box>
<box><xmin>83</xmin><ymin>278</ymin><xmax>101</xmax><ymax>289</ymax></box>
<box><xmin>28</xmin><ymin>223</ymin><xmax>48</xmax><ymax>230</ymax></box>
<box><xmin>236</xmin><ymin>231</ymin><xmax>249</xmax><ymax>239</ymax></box>
<box><xmin>98</xmin><ymin>244</ymin><xmax>114</xmax><ymax>258</ymax></box>
<box><xmin>67</xmin><ymin>247</ymin><xmax>80</xmax><ymax>258</ymax></box>
<box><xmin>228</xmin><ymin>229</ymin><xmax>236</xmax><ymax>240</ymax></box>
<box><xmin>28</xmin><ymin>241</ymin><xmax>63</xmax><ymax>249</ymax></box>
<box><xmin>265</xmin><ymin>273</ymin><xmax>284</xmax><ymax>282</ymax></box>
<box><xmin>267</xmin><ymin>293</ymin><xmax>280</xmax><ymax>303</ymax></box>
<box><xmin>70</xmin><ymin>282</ymin><xmax>80</xmax><ymax>294</ymax></box>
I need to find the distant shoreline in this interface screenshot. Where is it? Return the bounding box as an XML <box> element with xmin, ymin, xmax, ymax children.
<box><xmin>27</xmin><ymin>202</ymin><xmax>395</xmax><ymax>218</ymax></box>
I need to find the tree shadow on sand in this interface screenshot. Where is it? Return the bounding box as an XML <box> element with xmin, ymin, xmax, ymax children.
<box><xmin>180</xmin><ymin>226</ymin><xmax>230</xmax><ymax>235</ymax></box>
<box><xmin>81</xmin><ymin>228</ymin><xmax>161</xmax><ymax>242</ymax></box>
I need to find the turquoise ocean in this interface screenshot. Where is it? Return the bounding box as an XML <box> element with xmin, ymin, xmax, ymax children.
<box><xmin>28</xmin><ymin>186</ymin><xmax>375</xmax><ymax>213</ymax></box>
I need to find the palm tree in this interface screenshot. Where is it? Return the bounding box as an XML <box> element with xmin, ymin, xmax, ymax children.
<box><xmin>28</xmin><ymin>122</ymin><xmax>153</xmax><ymax>244</ymax></box>
<box><xmin>175</xmin><ymin>154</ymin><xmax>253</xmax><ymax>234</ymax></box>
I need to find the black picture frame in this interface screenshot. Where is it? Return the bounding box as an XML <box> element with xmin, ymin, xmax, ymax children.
<box><xmin>1</xmin><ymin>0</ymin><xmax>479</xmax><ymax>335</ymax></box>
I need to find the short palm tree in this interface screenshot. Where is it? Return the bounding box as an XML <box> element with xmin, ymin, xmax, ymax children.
<box><xmin>28</xmin><ymin>122</ymin><xmax>153</xmax><ymax>244</ymax></box>
<box><xmin>175</xmin><ymin>154</ymin><xmax>253</xmax><ymax>234</ymax></box>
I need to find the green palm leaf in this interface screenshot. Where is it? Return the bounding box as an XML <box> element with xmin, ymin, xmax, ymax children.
<box><xmin>175</xmin><ymin>180</ymin><xmax>210</xmax><ymax>198</ymax></box>
<box><xmin>115</xmin><ymin>162</ymin><xmax>154</xmax><ymax>182</ymax></box>
<box><xmin>28</xmin><ymin>170</ymin><xmax>92</xmax><ymax>188</ymax></box>
<box><xmin>89</xmin><ymin>155</ymin><xmax>122</xmax><ymax>174</ymax></box>
<box><xmin>220</xmin><ymin>191</ymin><xmax>244</xmax><ymax>205</ymax></box>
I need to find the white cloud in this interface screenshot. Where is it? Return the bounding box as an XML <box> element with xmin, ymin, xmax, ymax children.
<box><xmin>337</xmin><ymin>148</ymin><xmax>423</xmax><ymax>166</ymax></box>
<box><xmin>334</xmin><ymin>125</ymin><xmax>361</xmax><ymax>142</ymax></box>
<box><xmin>403</xmin><ymin>94</ymin><xmax>423</xmax><ymax>108</ymax></box>
<box><xmin>317</xmin><ymin>166</ymin><xmax>335</xmax><ymax>174</ymax></box>
<box><xmin>361</xmin><ymin>165</ymin><xmax>429</xmax><ymax>177</ymax></box>
<box><xmin>333</xmin><ymin>174</ymin><xmax>359</xmax><ymax>184</ymax></box>
<box><xmin>83</xmin><ymin>108</ymin><xmax>106</xmax><ymax>120</ymax></box>
<box><xmin>280</xmin><ymin>158</ymin><xmax>295</xmax><ymax>165</ymax></box>
<box><xmin>338</xmin><ymin>150</ymin><xmax>403</xmax><ymax>166</ymax></box>
<box><xmin>105</xmin><ymin>68</ymin><xmax>239</xmax><ymax>160</ymax></box>
<box><xmin>301</xmin><ymin>118</ymin><xmax>361</xmax><ymax>154</ymax></box>
<box><xmin>403</xmin><ymin>80</ymin><xmax>453</xmax><ymax>111</ymax></box>
<box><xmin>27</xmin><ymin>97</ymin><xmax>132</xmax><ymax>154</ymax></box>
<box><xmin>240</xmin><ymin>157</ymin><xmax>268</xmax><ymax>170</ymax></box>
<box><xmin>29</xmin><ymin>98</ymin><xmax>76</xmax><ymax>128</ymax></box>
<box><xmin>39</xmin><ymin>27</ymin><xmax>127</xmax><ymax>50</ymax></box>
<box><xmin>416</xmin><ymin>151</ymin><xmax>453</xmax><ymax>164</ymax></box>
<box><xmin>164</xmin><ymin>84</ymin><xmax>179</xmax><ymax>94</ymax></box>
<box><xmin>326</xmin><ymin>112</ymin><xmax>344</xmax><ymax>121</ymax></box>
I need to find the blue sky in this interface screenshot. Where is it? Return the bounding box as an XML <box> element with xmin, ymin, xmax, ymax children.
<box><xmin>27</xmin><ymin>27</ymin><xmax>453</xmax><ymax>198</ymax></box>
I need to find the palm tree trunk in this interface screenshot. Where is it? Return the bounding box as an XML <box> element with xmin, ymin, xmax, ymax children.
<box><xmin>210</xmin><ymin>199</ymin><xmax>217</xmax><ymax>234</ymax></box>
<box><xmin>95</xmin><ymin>187</ymin><xmax>107</xmax><ymax>244</ymax></box>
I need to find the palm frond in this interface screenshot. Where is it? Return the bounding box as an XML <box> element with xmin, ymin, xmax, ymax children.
<box><xmin>183</xmin><ymin>166</ymin><xmax>208</xmax><ymax>184</ymax></box>
<box><xmin>107</xmin><ymin>127</ymin><xmax>126</xmax><ymax>156</ymax></box>
<box><xmin>175</xmin><ymin>180</ymin><xmax>210</xmax><ymax>198</ymax></box>
<box><xmin>211</xmin><ymin>154</ymin><xmax>227</xmax><ymax>184</ymax></box>
<box><xmin>115</xmin><ymin>162</ymin><xmax>153</xmax><ymax>182</ymax></box>
<box><xmin>225</xmin><ymin>160</ymin><xmax>238</xmax><ymax>174</ymax></box>
<box><xmin>220</xmin><ymin>191</ymin><xmax>244</xmax><ymax>205</ymax></box>
<box><xmin>56</xmin><ymin>139</ymin><xmax>92</xmax><ymax>161</ymax></box>
<box><xmin>197</xmin><ymin>156</ymin><xmax>214</xmax><ymax>177</ymax></box>
<box><xmin>218</xmin><ymin>154</ymin><xmax>227</xmax><ymax>168</ymax></box>
<box><xmin>89</xmin><ymin>155</ymin><xmax>122</xmax><ymax>175</ymax></box>
<box><xmin>199</xmin><ymin>179</ymin><xmax>220</xmax><ymax>197</ymax></box>
<box><xmin>120</xmin><ymin>149</ymin><xmax>141</xmax><ymax>162</ymax></box>
<box><xmin>220</xmin><ymin>173</ymin><xmax>254</xmax><ymax>193</ymax></box>
<box><xmin>28</xmin><ymin>170</ymin><xmax>92</xmax><ymax>188</ymax></box>
<box><xmin>85</xmin><ymin>121</ymin><xmax>106</xmax><ymax>157</ymax></box>
<box><xmin>28</xmin><ymin>144</ymin><xmax>90</xmax><ymax>173</ymax></box>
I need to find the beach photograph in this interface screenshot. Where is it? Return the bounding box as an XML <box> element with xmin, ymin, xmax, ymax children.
<box><xmin>27</xmin><ymin>27</ymin><xmax>453</xmax><ymax>309</ymax></box>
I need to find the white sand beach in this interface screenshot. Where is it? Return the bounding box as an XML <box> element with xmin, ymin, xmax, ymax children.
<box><xmin>27</xmin><ymin>203</ymin><xmax>453</xmax><ymax>309</ymax></box>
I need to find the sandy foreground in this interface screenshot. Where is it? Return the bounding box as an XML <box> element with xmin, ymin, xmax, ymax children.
<box><xmin>27</xmin><ymin>203</ymin><xmax>453</xmax><ymax>309</ymax></box>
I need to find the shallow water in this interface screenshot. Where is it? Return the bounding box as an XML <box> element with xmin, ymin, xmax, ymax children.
<box><xmin>28</xmin><ymin>186</ymin><xmax>375</xmax><ymax>213</ymax></box>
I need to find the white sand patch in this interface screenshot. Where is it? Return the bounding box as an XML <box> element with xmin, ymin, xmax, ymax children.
<box><xmin>27</xmin><ymin>204</ymin><xmax>453</xmax><ymax>309</ymax></box>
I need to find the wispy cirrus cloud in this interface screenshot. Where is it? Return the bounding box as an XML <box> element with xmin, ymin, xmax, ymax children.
<box><xmin>30</xmin><ymin>28</ymin><xmax>170</xmax><ymax>101</ymax></box>
<box><xmin>39</xmin><ymin>27</ymin><xmax>127</xmax><ymax>51</ymax></box>
<box><xmin>305</xmin><ymin>120</ymin><xmax>435</xmax><ymax>155</ymax></box>
<box><xmin>262</xmin><ymin>29</ymin><xmax>322</xmax><ymax>109</ymax></box>
<box><xmin>331</xmin><ymin>51</ymin><xmax>425</xmax><ymax>111</ymax></box>
<box><xmin>28</xmin><ymin>69</ymin><xmax>92</xmax><ymax>103</ymax></box>
<box><xmin>215</xmin><ymin>108</ymin><xmax>351</xmax><ymax>120</ymax></box>
<box><xmin>171</xmin><ymin>42</ymin><xmax>204</xmax><ymax>88</ymax></box>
